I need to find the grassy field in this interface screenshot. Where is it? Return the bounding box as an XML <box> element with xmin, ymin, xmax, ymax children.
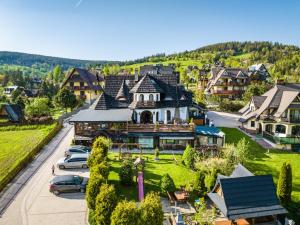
<box><xmin>108</xmin><ymin>153</ymin><xmax>196</xmax><ymax>201</ymax></box>
<box><xmin>0</xmin><ymin>124</ymin><xmax>56</xmax><ymax>184</ymax></box>
<box><xmin>221</xmin><ymin>127</ymin><xmax>300</xmax><ymax>222</ymax></box>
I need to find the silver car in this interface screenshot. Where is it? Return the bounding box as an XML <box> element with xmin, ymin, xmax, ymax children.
<box><xmin>64</xmin><ymin>145</ymin><xmax>91</xmax><ymax>157</ymax></box>
<box><xmin>56</xmin><ymin>154</ymin><xmax>89</xmax><ymax>169</ymax></box>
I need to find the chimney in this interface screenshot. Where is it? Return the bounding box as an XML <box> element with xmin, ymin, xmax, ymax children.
<box><xmin>134</xmin><ymin>69</ymin><xmax>139</xmax><ymax>82</ymax></box>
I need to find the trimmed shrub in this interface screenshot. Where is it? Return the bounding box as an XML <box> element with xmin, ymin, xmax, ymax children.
<box><xmin>277</xmin><ymin>162</ymin><xmax>293</xmax><ymax>205</ymax></box>
<box><xmin>194</xmin><ymin>170</ymin><xmax>206</xmax><ymax>196</ymax></box>
<box><xmin>88</xmin><ymin>137</ymin><xmax>112</xmax><ymax>167</ymax></box>
<box><xmin>119</xmin><ymin>160</ymin><xmax>134</xmax><ymax>186</ymax></box>
<box><xmin>86</xmin><ymin>173</ymin><xmax>105</xmax><ymax>210</ymax></box>
<box><xmin>110</xmin><ymin>200</ymin><xmax>140</xmax><ymax>225</ymax></box>
<box><xmin>92</xmin><ymin>136</ymin><xmax>112</xmax><ymax>155</ymax></box>
<box><xmin>182</xmin><ymin>144</ymin><xmax>196</xmax><ymax>169</ymax></box>
<box><xmin>90</xmin><ymin>161</ymin><xmax>110</xmax><ymax>180</ymax></box>
<box><xmin>205</xmin><ymin>169</ymin><xmax>218</xmax><ymax>192</ymax></box>
<box><xmin>140</xmin><ymin>192</ymin><xmax>164</xmax><ymax>225</ymax></box>
<box><xmin>95</xmin><ymin>184</ymin><xmax>118</xmax><ymax>225</ymax></box>
<box><xmin>160</xmin><ymin>173</ymin><xmax>176</xmax><ymax>194</ymax></box>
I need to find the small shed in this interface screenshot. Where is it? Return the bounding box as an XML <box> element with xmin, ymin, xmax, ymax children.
<box><xmin>195</xmin><ymin>126</ymin><xmax>225</xmax><ymax>147</ymax></box>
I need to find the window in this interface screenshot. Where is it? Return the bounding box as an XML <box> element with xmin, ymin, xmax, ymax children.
<box><xmin>139</xmin><ymin>94</ymin><xmax>144</xmax><ymax>102</ymax></box>
<box><xmin>276</xmin><ymin>124</ymin><xmax>286</xmax><ymax>134</ymax></box>
<box><xmin>149</xmin><ymin>94</ymin><xmax>154</xmax><ymax>101</ymax></box>
<box><xmin>80</xmin><ymin>82</ymin><xmax>84</xmax><ymax>86</ymax></box>
<box><xmin>80</xmin><ymin>91</ymin><xmax>85</xmax><ymax>96</ymax></box>
<box><xmin>167</xmin><ymin>110</ymin><xmax>171</xmax><ymax>121</ymax></box>
<box><xmin>156</xmin><ymin>94</ymin><xmax>159</xmax><ymax>101</ymax></box>
<box><xmin>156</xmin><ymin>112</ymin><xmax>159</xmax><ymax>121</ymax></box>
<box><xmin>250</xmin><ymin>121</ymin><xmax>255</xmax><ymax>127</ymax></box>
<box><xmin>70</xmin><ymin>82</ymin><xmax>74</xmax><ymax>87</ymax></box>
<box><xmin>208</xmin><ymin>137</ymin><xmax>217</xmax><ymax>145</ymax></box>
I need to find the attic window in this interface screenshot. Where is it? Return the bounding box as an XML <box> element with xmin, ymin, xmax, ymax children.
<box><xmin>180</xmin><ymin>95</ymin><xmax>186</xmax><ymax>100</ymax></box>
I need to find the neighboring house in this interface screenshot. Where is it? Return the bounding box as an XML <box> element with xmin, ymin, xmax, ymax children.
<box><xmin>0</xmin><ymin>104</ymin><xmax>23</xmax><ymax>122</ymax></box>
<box><xmin>206</xmin><ymin>67</ymin><xmax>250</xmax><ymax>98</ymax></box>
<box><xmin>3</xmin><ymin>86</ymin><xmax>19</xmax><ymax>97</ymax></box>
<box><xmin>61</xmin><ymin>68</ymin><xmax>104</xmax><ymax>104</ymax></box>
<box><xmin>239</xmin><ymin>83</ymin><xmax>300</xmax><ymax>151</ymax></box>
<box><xmin>70</xmin><ymin>68</ymin><xmax>207</xmax><ymax>149</ymax></box>
<box><xmin>195</xmin><ymin>126</ymin><xmax>225</xmax><ymax>147</ymax></box>
<box><xmin>208</xmin><ymin>164</ymin><xmax>287</xmax><ymax>225</ymax></box>
<box><xmin>205</xmin><ymin>64</ymin><xmax>270</xmax><ymax>99</ymax></box>
<box><xmin>248</xmin><ymin>63</ymin><xmax>270</xmax><ymax>81</ymax></box>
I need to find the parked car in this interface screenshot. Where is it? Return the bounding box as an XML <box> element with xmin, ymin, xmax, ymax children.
<box><xmin>49</xmin><ymin>175</ymin><xmax>88</xmax><ymax>195</ymax></box>
<box><xmin>64</xmin><ymin>145</ymin><xmax>91</xmax><ymax>157</ymax></box>
<box><xmin>56</xmin><ymin>154</ymin><xmax>89</xmax><ymax>169</ymax></box>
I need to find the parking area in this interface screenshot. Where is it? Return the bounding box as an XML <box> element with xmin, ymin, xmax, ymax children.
<box><xmin>207</xmin><ymin>111</ymin><xmax>241</xmax><ymax>128</ymax></box>
<box><xmin>0</xmin><ymin>125</ymin><xmax>89</xmax><ymax>225</ymax></box>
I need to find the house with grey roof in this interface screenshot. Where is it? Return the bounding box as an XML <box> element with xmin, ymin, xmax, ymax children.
<box><xmin>70</xmin><ymin>67</ymin><xmax>206</xmax><ymax>149</ymax></box>
<box><xmin>205</xmin><ymin>64</ymin><xmax>269</xmax><ymax>99</ymax></box>
<box><xmin>62</xmin><ymin>68</ymin><xmax>104</xmax><ymax>104</ymax></box>
<box><xmin>239</xmin><ymin>84</ymin><xmax>300</xmax><ymax>151</ymax></box>
<box><xmin>208</xmin><ymin>164</ymin><xmax>287</xmax><ymax>225</ymax></box>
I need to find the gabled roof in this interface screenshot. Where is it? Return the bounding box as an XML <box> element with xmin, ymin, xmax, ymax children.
<box><xmin>93</xmin><ymin>73</ymin><xmax>193</xmax><ymax>110</ymax></box>
<box><xmin>252</xmin><ymin>96</ymin><xmax>267</xmax><ymax>108</ymax></box>
<box><xmin>208</xmin><ymin>164</ymin><xmax>287</xmax><ymax>220</ymax></box>
<box><xmin>62</xmin><ymin>68</ymin><xmax>104</xmax><ymax>90</ymax></box>
<box><xmin>129</xmin><ymin>75</ymin><xmax>164</xmax><ymax>93</ymax></box>
<box><xmin>240</xmin><ymin>84</ymin><xmax>300</xmax><ymax>122</ymax></box>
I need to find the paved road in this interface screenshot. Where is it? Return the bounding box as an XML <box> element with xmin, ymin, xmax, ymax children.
<box><xmin>0</xmin><ymin>124</ymin><xmax>89</xmax><ymax>225</ymax></box>
<box><xmin>207</xmin><ymin>111</ymin><xmax>241</xmax><ymax>128</ymax></box>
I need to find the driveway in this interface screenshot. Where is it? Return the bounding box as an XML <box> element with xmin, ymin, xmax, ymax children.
<box><xmin>0</xmin><ymin>124</ymin><xmax>89</xmax><ymax>225</ymax></box>
<box><xmin>207</xmin><ymin>111</ymin><xmax>241</xmax><ymax>128</ymax></box>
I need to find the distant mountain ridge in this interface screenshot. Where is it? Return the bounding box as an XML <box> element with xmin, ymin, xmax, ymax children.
<box><xmin>0</xmin><ymin>51</ymin><xmax>117</xmax><ymax>71</ymax></box>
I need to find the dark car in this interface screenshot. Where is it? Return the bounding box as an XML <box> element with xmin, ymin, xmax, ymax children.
<box><xmin>64</xmin><ymin>145</ymin><xmax>91</xmax><ymax>157</ymax></box>
<box><xmin>49</xmin><ymin>175</ymin><xmax>89</xmax><ymax>195</ymax></box>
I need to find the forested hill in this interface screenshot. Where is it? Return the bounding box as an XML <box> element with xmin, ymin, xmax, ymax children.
<box><xmin>121</xmin><ymin>41</ymin><xmax>300</xmax><ymax>82</ymax></box>
<box><xmin>0</xmin><ymin>51</ymin><xmax>117</xmax><ymax>77</ymax></box>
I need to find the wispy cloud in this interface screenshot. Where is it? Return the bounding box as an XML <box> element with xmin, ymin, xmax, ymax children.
<box><xmin>75</xmin><ymin>0</ymin><xmax>83</xmax><ymax>8</ymax></box>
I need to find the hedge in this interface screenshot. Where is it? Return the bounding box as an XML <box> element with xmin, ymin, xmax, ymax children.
<box><xmin>0</xmin><ymin>122</ymin><xmax>62</xmax><ymax>192</ymax></box>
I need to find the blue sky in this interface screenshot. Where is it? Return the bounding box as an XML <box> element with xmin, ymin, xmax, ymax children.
<box><xmin>0</xmin><ymin>0</ymin><xmax>299</xmax><ymax>61</ymax></box>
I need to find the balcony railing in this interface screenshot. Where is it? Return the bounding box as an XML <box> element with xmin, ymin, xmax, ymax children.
<box><xmin>263</xmin><ymin>131</ymin><xmax>300</xmax><ymax>144</ymax></box>
<box><xmin>127</xmin><ymin>123</ymin><xmax>194</xmax><ymax>133</ymax></box>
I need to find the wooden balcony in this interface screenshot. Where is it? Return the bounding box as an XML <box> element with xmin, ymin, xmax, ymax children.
<box><xmin>127</xmin><ymin>123</ymin><xmax>194</xmax><ymax>133</ymax></box>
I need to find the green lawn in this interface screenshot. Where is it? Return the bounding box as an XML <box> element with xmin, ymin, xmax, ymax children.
<box><xmin>221</xmin><ymin>127</ymin><xmax>300</xmax><ymax>222</ymax></box>
<box><xmin>0</xmin><ymin>124</ymin><xmax>56</xmax><ymax>184</ymax></box>
<box><xmin>108</xmin><ymin>153</ymin><xmax>196</xmax><ymax>201</ymax></box>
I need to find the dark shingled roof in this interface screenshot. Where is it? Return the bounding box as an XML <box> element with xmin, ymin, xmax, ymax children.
<box><xmin>208</xmin><ymin>166</ymin><xmax>287</xmax><ymax>220</ymax></box>
<box><xmin>129</xmin><ymin>75</ymin><xmax>164</xmax><ymax>93</ymax></box>
<box><xmin>252</xmin><ymin>96</ymin><xmax>267</xmax><ymax>108</ymax></box>
<box><xmin>93</xmin><ymin>73</ymin><xmax>194</xmax><ymax>110</ymax></box>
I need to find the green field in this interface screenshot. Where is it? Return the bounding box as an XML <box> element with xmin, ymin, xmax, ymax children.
<box><xmin>221</xmin><ymin>127</ymin><xmax>300</xmax><ymax>222</ymax></box>
<box><xmin>108</xmin><ymin>153</ymin><xmax>196</xmax><ymax>201</ymax></box>
<box><xmin>0</xmin><ymin>124</ymin><xmax>56</xmax><ymax>184</ymax></box>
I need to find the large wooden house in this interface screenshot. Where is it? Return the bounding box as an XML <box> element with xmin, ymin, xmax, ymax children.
<box><xmin>70</xmin><ymin>68</ymin><xmax>208</xmax><ymax>149</ymax></box>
